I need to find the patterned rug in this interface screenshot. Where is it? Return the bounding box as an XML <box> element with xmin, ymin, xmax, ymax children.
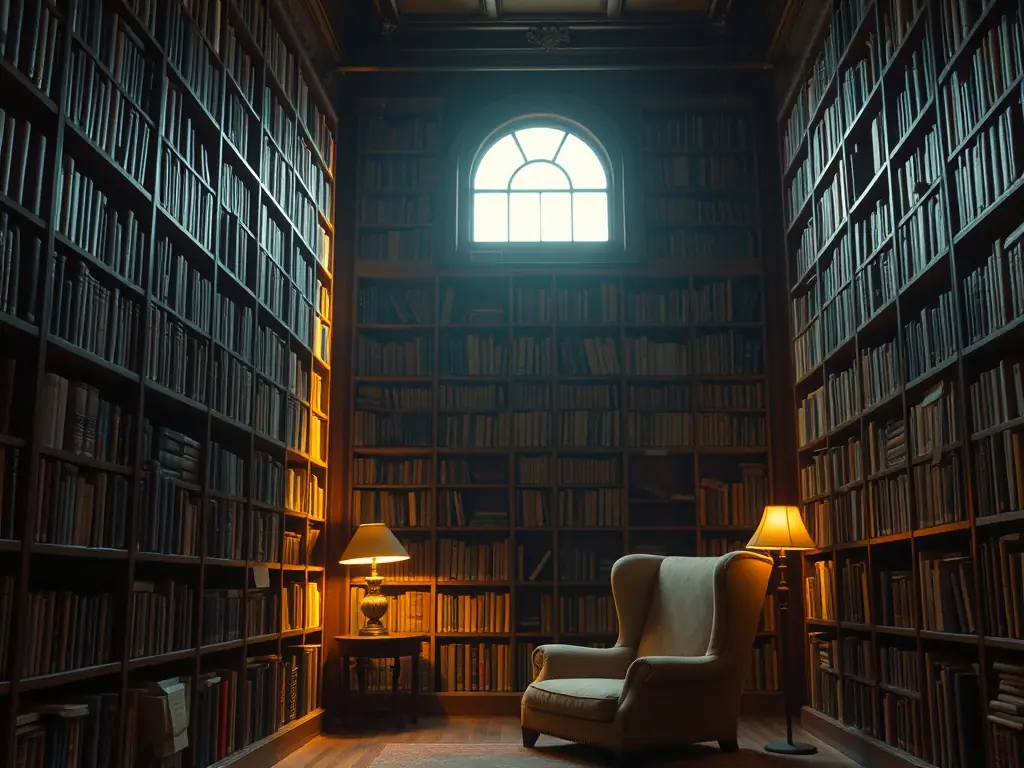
<box><xmin>369</xmin><ymin>743</ymin><xmax>602</xmax><ymax>766</ymax></box>
<box><xmin>366</xmin><ymin>742</ymin><xmax>824</xmax><ymax>766</ymax></box>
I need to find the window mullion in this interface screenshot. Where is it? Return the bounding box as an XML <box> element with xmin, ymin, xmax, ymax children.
<box><xmin>537</xmin><ymin>192</ymin><xmax>543</xmax><ymax>243</ymax></box>
<box><xmin>569</xmin><ymin>192</ymin><xmax>575</xmax><ymax>242</ymax></box>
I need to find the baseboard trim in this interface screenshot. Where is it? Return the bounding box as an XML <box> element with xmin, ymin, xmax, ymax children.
<box><xmin>801</xmin><ymin>706</ymin><xmax>930</xmax><ymax>768</ymax></box>
<box><xmin>324</xmin><ymin>690</ymin><xmax>782</xmax><ymax>730</ymax></box>
<box><xmin>211</xmin><ymin>709</ymin><xmax>323</xmax><ymax>768</ymax></box>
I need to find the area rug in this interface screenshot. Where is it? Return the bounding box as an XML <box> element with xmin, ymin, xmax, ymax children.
<box><xmin>370</xmin><ymin>743</ymin><xmax>598</xmax><ymax>766</ymax></box>
<box><xmin>366</xmin><ymin>742</ymin><xmax>836</xmax><ymax>767</ymax></box>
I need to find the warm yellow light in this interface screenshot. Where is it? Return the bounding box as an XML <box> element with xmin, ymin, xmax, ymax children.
<box><xmin>747</xmin><ymin>505</ymin><xmax>816</xmax><ymax>551</ymax></box>
<box><xmin>339</xmin><ymin>523</ymin><xmax>410</xmax><ymax>566</ymax></box>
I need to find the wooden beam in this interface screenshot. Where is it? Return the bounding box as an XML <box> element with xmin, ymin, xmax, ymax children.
<box><xmin>336</xmin><ymin>61</ymin><xmax>772</xmax><ymax>72</ymax></box>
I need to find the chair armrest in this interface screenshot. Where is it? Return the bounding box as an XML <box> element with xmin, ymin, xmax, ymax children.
<box><xmin>532</xmin><ymin>644</ymin><xmax>634</xmax><ymax>681</ymax></box>
<box><xmin>623</xmin><ymin>655</ymin><xmax>727</xmax><ymax>690</ymax></box>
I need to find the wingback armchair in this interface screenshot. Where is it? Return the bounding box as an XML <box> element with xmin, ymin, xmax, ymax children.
<box><xmin>521</xmin><ymin>550</ymin><xmax>773</xmax><ymax>762</ymax></box>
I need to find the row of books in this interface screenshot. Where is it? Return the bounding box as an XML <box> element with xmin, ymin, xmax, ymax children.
<box><xmin>19</xmin><ymin>443</ymin><xmax>322</xmax><ymax>556</ymax></box>
<box><xmin>357</xmin><ymin>279</ymin><xmax>760</xmax><ymax>326</ymax></box>
<box><xmin>355</xmin><ymin>380</ymin><xmax>763</xmax><ymax>414</ymax></box>
<box><xmin>642</xmin><ymin>113</ymin><xmax>753</xmax><ymax>152</ymax></box>
<box><xmin>355</xmin><ymin>333</ymin><xmax>766</xmax><ymax>379</ymax></box>
<box><xmin>644</xmin><ymin>153</ymin><xmax>756</xmax><ymax>194</ymax></box>
<box><xmin>11</xmin><ymin>651</ymin><xmax>320</xmax><ymax>768</ymax></box>
<box><xmin>2</xmin><ymin>0</ymin><xmax>62</xmax><ymax>98</ymax></box>
<box><xmin>358</xmin><ymin>115</ymin><xmax>434</xmax><ymax>155</ymax></box>
<box><xmin>940</xmin><ymin>12</ymin><xmax>1023</xmax><ymax>156</ymax></box>
<box><xmin>951</xmin><ymin>106</ymin><xmax>1023</xmax><ymax>234</ymax></box>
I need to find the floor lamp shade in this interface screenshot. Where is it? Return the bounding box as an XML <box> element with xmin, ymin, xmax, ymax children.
<box><xmin>746</xmin><ymin>505</ymin><xmax>817</xmax><ymax>756</ymax></box>
<box><xmin>339</xmin><ymin>523</ymin><xmax>410</xmax><ymax>636</ymax></box>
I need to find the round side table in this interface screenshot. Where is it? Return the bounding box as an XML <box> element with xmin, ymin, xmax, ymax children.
<box><xmin>335</xmin><ymin>632</ymin><xmax>428</xmax><ymax>729</ymax></box>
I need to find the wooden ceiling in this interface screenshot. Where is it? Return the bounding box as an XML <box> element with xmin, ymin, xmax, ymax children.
<box><xmin>388</xmin><ymin>0</ymin><xmax>708</xmax><ymax>17</ymax></box>
<box><xmin>297</xmin><ymin>0</ymin><xmax>791</xmax><ymax>71</ymax></box>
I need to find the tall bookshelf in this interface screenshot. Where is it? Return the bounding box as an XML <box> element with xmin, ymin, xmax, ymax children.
<box><xmin>780</xmin><ymin>0</ymin><xmax>1024</xmax><ymax>765</ymax></box>
<box><xmin>0</xmin><ymin>0</ymin><xmax>335</xmax><ymax>765</ymax></box>
<box><xmin>344</xmin><ymin>96</ymin><xmax>784</xmax><ymax>708</ymax></box>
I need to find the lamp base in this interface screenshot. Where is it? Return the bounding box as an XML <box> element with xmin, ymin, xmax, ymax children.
<box><xmin>358</xmin><ymin>570</ymin><xmax>390</xmax><ymax>636</ymax></box>
<box><xmin>764</xmin><ymin>740</ymin><xmax>818</xmax><ymax>756</ymax></box>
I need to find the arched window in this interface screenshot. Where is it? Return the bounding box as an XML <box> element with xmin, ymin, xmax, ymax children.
<box><xmin>472</xmin><ymin>124</ymin><xmax>610</xmax><ymax>243</ymax></box>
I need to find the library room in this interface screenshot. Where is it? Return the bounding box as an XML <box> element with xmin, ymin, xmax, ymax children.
<box><xmin>0</xmin><ymin>0</ymin><xmax>1021</xmax><ymax>767</ymax></box>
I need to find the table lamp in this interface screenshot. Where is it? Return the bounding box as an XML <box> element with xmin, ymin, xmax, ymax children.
<box><xmin>747</xmin><ymin>504</ymin><xmax>818</xmax><ymax>756</ymax></box>
<box><xmin>339</xmin><ymin>522</ymin><xmax>410</xmax><ymax>636</ymax></box>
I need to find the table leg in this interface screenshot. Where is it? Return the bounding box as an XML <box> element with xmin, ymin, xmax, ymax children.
<box><xmin>410</xmin><ymin>650</ymin><xmax>420</xmax><ymax>724</ymax></box>
<box><xmin>342</xmin><ymin>655</ymin><xmax>351</xmax><ymax>729</ymax></box>
<box><xmin>356</xmin><ymin>658</ymin><xmax>369</xmax><ymax>730</ymax></box>
<box><xmin>392</xmin><ymin>656</ymin><xmax>403</xmax><ymax>728</ymax></box>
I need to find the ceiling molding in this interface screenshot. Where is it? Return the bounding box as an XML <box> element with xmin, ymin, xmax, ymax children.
<box><xmin>705</xmin><ymin>0</ymin><xmax>734</xmax><ymax>21</ymax></box>
<box><xmin>325</xmin><ymin>0</ymin><xmax>790</xmax><ymax>65</ymax></box>
<box><xmin>300</xmin><ymin>0</ymin><xmax>345</xmax><ymax>62</ymax></box>
<box><xmin>766</xmin><ymin>0</ymin><xmax>801</xmax><ymax>61</ymax></box>
<box><xmin>336</xmin><ymin>57</ymin><xmax>772</xmax><ymax>72</ymax></box>
<box><xmin>337</xmin><ymin>39</ymin><xmax>772</xmax><ymax>71</ymax></box>
<box><xmin>525</xmin><ymin>25</ymin><xmax>572</xmax><ymax>50</ymax></box>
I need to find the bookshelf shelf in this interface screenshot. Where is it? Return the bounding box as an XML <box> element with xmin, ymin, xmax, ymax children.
<box><xmin>0</xmin><ymin>0</ymin><xmax>335</xmax><ymax>765</ymax></box>
<box><xmin>782</xmin><ymin>0</ymin><xmax>1024</xmax><ymax>766</ymax></box>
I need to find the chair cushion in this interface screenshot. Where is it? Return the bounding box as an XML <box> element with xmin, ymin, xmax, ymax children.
<box><xmin>524</xmin><ymin>678</ymin><xmax>623</xmax><ymax>723</ymax></box>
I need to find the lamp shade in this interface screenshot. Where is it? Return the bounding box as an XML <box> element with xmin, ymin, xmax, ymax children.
<box><xmin>747</xmin><ymin>505</ymin><xmax>817</xmax><ymax>551</ymax></box>
<box><xmin>339</xmin><ymin>523</ymin><xmax>410</xmax><ymax>565</ymax></box>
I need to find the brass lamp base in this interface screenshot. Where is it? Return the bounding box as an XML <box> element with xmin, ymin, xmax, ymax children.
<box><xmin>358</xmin><ymin>566</ymin><xmax>390</xmax><ymax>636</ymax></box>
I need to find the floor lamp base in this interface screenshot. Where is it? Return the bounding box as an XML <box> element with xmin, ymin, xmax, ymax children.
<box><xmin>764</xmin><ymin>740</ymin><xmax>818</xmax><ymax>756</ymax></box>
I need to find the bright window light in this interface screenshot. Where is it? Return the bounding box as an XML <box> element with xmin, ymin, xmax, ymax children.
<box><xmin>472</xmin><ymin>124</ymin><xmax>610</xmax><ymax>243</ymax></box>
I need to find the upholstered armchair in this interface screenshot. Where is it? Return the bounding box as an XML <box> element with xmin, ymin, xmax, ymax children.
<box><xmin>521</xmin><ymin>550</ymin><xmax>773</xmax><ymax>763</ymax></box>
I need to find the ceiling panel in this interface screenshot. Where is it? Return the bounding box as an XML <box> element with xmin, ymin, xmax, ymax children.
<box><xmin>397</xmin><ymin>0</ymin><xmax>485</xmax><ymax>14</ymax></box>
<box><xmin>625</xmin><ymin>0</ymin><xmax>705</xmax><ymax>11</ymax></box>
<box><xmin>500</xmin><ymin>0</ymin><xmax>608</xmax><ymax>14</ymax></box>
<box><xmin>391</xmin><ymin>0</ymin><xmax>709</xmax><ymax>15</ymax></box>
<box><xmin>331</xmin><ymin>0</ymin><xmax>787</xmax><ymax>66</ymax></box>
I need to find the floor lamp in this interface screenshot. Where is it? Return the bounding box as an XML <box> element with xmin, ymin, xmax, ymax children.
<box><xmin>747</xmin><ymin>504</ymin><xmax>818</xmax><ymax>756</ymax></box>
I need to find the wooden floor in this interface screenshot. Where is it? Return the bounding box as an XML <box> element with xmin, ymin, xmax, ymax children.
<box><xmin>274</xmin><ymin>717</ymin><xmax>858</xmax><ymax>767</ymax></box>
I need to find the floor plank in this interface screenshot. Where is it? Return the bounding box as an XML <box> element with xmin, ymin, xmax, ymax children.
<box><xmin>274</xmin><ymin>717</ymin><xmax>858</xmax><ymax>767</ymax></box>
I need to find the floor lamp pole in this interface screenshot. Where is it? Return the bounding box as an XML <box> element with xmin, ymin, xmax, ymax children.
<box><xmin>764</xmin><ymin>549</ymin><xmax>817</xmax><ymax>755</ymax></box>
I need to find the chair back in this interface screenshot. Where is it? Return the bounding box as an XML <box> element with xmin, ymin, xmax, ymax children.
<box><xmin>624</xmin><ymin>551</ymin><xmax>772</xmax><ymax>661</ymax></box>
<box><xmin>636</xmin><ymin>556</ymin><xmax>718</xmax><ymax>658</ymax></box>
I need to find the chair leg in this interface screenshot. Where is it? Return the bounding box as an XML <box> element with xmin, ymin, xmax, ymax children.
<box><xmin>522</xmin><ymin>728</ymin><xmax>540</xmax><ymax>748</ymax></box>
<box><xmin>719</xmin><ymin>738</ymin><xmax>739</xmax><ymax>753</ymax></box>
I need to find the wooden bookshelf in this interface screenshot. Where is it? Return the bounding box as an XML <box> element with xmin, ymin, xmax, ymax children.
<box><xmin>343</xmin><ymin>96</ymin><xmax>784</xmax><ymax>709</ymax></box>
<box><xmin>0</xmin><ymin>0</ymin><xmax>335</xmax><ymax>765</ymax></box>
<box><xmin>780</xmin><ymin>0</ymin><xmax>1024</xmax><ymax>765</ymax></box>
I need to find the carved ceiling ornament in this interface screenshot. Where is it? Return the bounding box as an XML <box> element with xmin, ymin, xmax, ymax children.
<box><xmin>373</xmin><ymin>0</ymin><xmax>399</xmax><ymax>35</ymax></box>
<box><xmin>525</xmin><ymin>25</ymin><xmax>570</xmax><ymax>51</ymax></box>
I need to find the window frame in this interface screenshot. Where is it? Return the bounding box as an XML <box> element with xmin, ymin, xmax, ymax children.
<box><xmin>472</xmin><ymin>125</ymin><xmax>610</xmax><ymax>244</ymax></box>
<box><xmin>455</xmin><ymin>113</ymin><xmax>627</xmax><ymax>262</ymax></box>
